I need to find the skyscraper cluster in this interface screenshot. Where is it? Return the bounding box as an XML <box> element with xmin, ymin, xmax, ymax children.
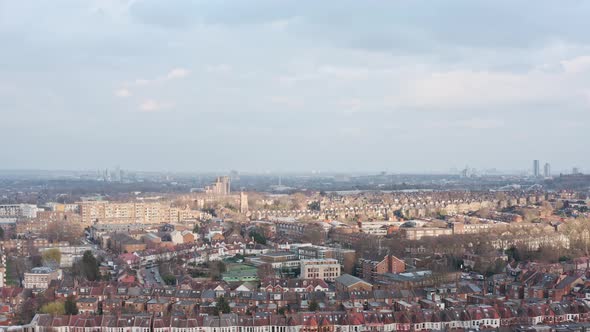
<box><xmin>533</xmin><ymin>160</ymin><xmax>540</xmax><ymax>177</ymax></box>
<box><xmin>204</xmin><ymin>176</ymin><xmax>231</xmax><ymax>196</ymax></box>
<box><xmin>533</xmin><ymin>160</ymin><xmax>551</xmax><ymax>178</ymax></box>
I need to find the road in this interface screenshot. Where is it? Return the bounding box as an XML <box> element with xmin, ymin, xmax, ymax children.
<box><xmin>140</xmin><ymin>266</ymin><xmax>163</xmax><ymax>287</ymax></box>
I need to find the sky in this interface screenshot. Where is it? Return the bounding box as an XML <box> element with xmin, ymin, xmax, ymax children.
<box><xmin>1</xmin><ymin>0</ymin><xmax>590</xmax><ymax>173</ymax></box>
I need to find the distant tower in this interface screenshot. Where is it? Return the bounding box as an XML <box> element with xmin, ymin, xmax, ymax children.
<box><xmin>205</xmin><ymin>176</ymin><xmax>231</xmax><ymax>196</ymax></box>
<box><xmin>460</xmin><ymin>166</ymin><xmax>469</xmax><ymax>178</ymax></box>
<box><xmin>533</xmin><ymin>160</ymin><xmax>540</xmax><ymax>177</ymax></box>
<box><xmin>222</xmin><ymin>176</ymin><xmax>231</xmax><ymax>195</ymax></box>
<box><xmin>240</xmin><ymin>192</ymin><xmax>249</xmax><ymax>214</ymax></box>
<box><xmin>543</xmin><ymin>163</ymin><xmax>551</xmax><ymax>178</ymax></box>
<box><xmin>216</xmin><ymin>176</ymin><xmax>231</xmax><ymax>195</ymax></box>
<box><xmin>573</xmin><ymin>167</ymin><xmax>580</xmax><ymax>175</ymax></box>
<box><xmin>114</xmin><ymin>166</ymin><xmax>121</xmax><ymax>182</ymax></box>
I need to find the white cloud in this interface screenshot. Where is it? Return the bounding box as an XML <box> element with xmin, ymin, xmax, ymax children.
<box><xmin>167</xmin><ymin>67</ymin><xmax>189</xmax><ymax>79</ymax></box>
<box><xmin>379</xmin><ymin>65</ymin><xmax>586</xmax><ymax>111</ymax></box>
<box><xmin>138</xmin><ymin>99</ymin><xmax>172</xmax><ymax>112</ymax></box>
<box><xmin>139</xmin><ymin>100</ymin><xmax>159</xmax><ymax>112</ymax></box>
<box><xmin>458</xmin><ymin>118</ymin><xmax>505</xmax><ymax>129</ymax></box>
<box><xmin>338</xmin><ymin>127</ymin><xmax>363</xmax><ymax>137</ymax></box>
<box><xmin>267</xmin><ymin>17</ymin><xmax>300</xmax><ymax>31</ymax></box>
<box><xmin>269</xmin><ymin>96</ymin><xmax>303</xmax><ymax>108</ymax></box>
<box><xmin>135</xmin><ymin>79</ymin><xmax>151</xmax><ymax>86</ymax></box>
<box><xmin>206</xmin><ymin>64</ymin><xmax>232</xmax><ymax>74</ymax></box>
<box><xmin>338</xmin><ymin>98</ymin><xmax>363</xmax><ymax>111</ymax></box>
<box><xmin>425</xmin><ymin>118</ymin><xmax>504</xmax><ymax>130</ymax></box>
<box><xmin>131</xmin><ymin>67</ymin><xmax>190</xmax><ymax>87</ymax></box>
<box><xmin>561</xmin><ymin>55</ymin><xmax>590</xmax><ymax>74</ymax></box>
<box><xmin>115</xmin><ymin>88</ymin><xmax>131</xmax><ymax>97</ymax></box>
<box><xmin>317</xmin><ymin>65</ymin><xmax>371</xmax><ymax>81</ymax></box>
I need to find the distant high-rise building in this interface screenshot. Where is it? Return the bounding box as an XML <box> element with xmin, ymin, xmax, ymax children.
<box><xmin>573</xmin><ymin>167</ymin><xmax>580</xmax><ymax>175</ymax></box>
<box><xmin>204</xmin><ymin>176</ymin><xmax>231</xmax><ymax>196</ymax></box>
<box><xmin>543</xmin><ymin>163</ymin><xmax>551</xmax><ymax>178</ymax></box>
<box><xmin>113</xmin><ymin>166</ymin><xmax>122</xmax><ymax>182</ymax></box>
<box><xmin>240</xmin><ymin>192</ymin><xmax>249</xmax><ymax>214</ymax></box>
<box><xmin>533</xmin><ymin>160</ymin><xmax>540</xmax><ymax>177</ymax></box>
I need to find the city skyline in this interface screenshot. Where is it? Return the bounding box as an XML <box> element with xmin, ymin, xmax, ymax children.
<box><xmin>2</xmin><ymin>1</ymin><xmax>590</xmax><ymax>171</ymax></box>
<box><xmin>4</xmin><ymin>2</ymin><xmax>590</xmax><ymax>330</ymax></box>
<box><xmin>0</xmin><ymin>162</ymin><xmax>584</xmax><ymax>176</ymax></box>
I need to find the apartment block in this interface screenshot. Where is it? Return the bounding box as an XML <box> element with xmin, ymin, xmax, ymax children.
<box><xmin>300</xmin><ymin>258</ymin><xmax>341</xmax><ymax>282</ymax></box>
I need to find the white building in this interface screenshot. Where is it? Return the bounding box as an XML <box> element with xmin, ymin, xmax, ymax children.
<box><xmin>170</xmin><ymin>230</ymin><xmax>184</xmax><ymax>244</ymax></box>
<box><xmin>300</xmin><ymin>258</ymin><xmax>341</xmax><ymax>282</ymax></box>
<box><xmin>39</xmin><ymin>245</ymin><xmax>93</xmax><ymax>267</ymax></box>
<box><xmin>23</xmin><ymin>267</ymin><xmax>62</xmax><ymax>289</ymax></box>
<box><xmin>0</xmin><ymin>204</ymin><xmax>40</xmax><ymax>219</ymax></box>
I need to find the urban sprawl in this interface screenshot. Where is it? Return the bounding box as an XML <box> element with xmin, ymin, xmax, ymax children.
<box><xmin>1</xmin><ymin>168</ymin><xmax>590</xmax><ymax>332</ymax></box>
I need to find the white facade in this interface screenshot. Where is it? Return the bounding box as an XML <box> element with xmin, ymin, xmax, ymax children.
<box><xmin>0</xmin><ymin>204</ymin><xmax>40</xmax><ymax>218</ymax></box>
<box><xmin>39</xmin><ymin>246</ymin><xmax>93</xmax><ymax>267</ymax></box>
<box><xmin>300</xmin><ymin>259</ymin><xmax>341</xmax><ymax>282</ymax></box>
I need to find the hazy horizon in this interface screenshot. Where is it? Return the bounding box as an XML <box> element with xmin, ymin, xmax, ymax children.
<box><xmin>2</xmin><ymin>1</ymin><xmax>590</xmax><ymax>172</ymax></box>
<box><xmin>0</xmin><ymin>166</ymin><xmax>579</xmax><ymax>176</ymax></box>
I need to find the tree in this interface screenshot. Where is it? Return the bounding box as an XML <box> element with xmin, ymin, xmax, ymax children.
<box><xmin>193</xmin><ymin>224</ymin><xmax>200</xmax><ymax>233</ymax></box>
<box><xmin>393</xmin><ymin>209</ymin><xmax>406</xmax><ymax>219</ymax></box>
<box><xmin>42</xmin><ymin>248</ymin><xmax>62</xmax><ymax>268</ymax></box>
<box><xmin>215</xmin><ymin>296</ymin><xmax>231</xmax><ymax>314</ymax></box>
<box><xmin>74</xmin><ymin>251</ymin><xmax>100</xmax><ymax>281</ymax></box>
<box><xmin>475</xmin><ymin>208</ymin><xmax>490</xmax><ymax>218</ymax></box>
<box><xmin>516</xmin><ymin>208</ymin><xmax>538</xmax><ymax>223</ymax></box>
<box><xmin>249</xmin><ymin>230</ymin><xmax>267</xmax><ymax>245</ymax></box>
<box><xmin>162</xmin><ymin>274</ymin><xmax>176</xmax><ymax>286</ymax></box>
<box><xmin>17</xmin><ymin>298</ymin><xmax>37</xmax><ymax>324</ymax></box>
<box><xmin>40</xmin><ymin>301</ymin><xmax>66</xmax><ymax>315</ymax></box>
<box><xmin>31</xmin><ymin>255</ymin><xmax>43</xmax><ymax>267</ymax></box>
<box><xmin>0</xmin><ymin>227</ymin><xmax>4</xmax><ymax>240</ymax></box>
<box><xmin>308</xmin><ymin>201</ymin><xmax>321</xmax><ymax>212</ymax></box>
<box><xmin>209</xmin><ymin>261</ymin><xmax>226</xmax><ymax>281</ymax></box>
<box><xmin>224</xmin><ymin>203</ymin><xmax>237</xmax><ymax>212</ymax></box>
<box><xmin>45</xmin><ymin>218</ymin><xmax>81</xmax><ymax>244</ymax></box>
<box><xmin>203</xmin><ymin>207</ymin><xmax>217</xmax><ymax>217</ymax></box>
<box><xmin>308</xmin><ymin>300</ymin><xmax>319</xmax><ymax>312</ymax></box>
<box><xmin>257</xmin><ymin>263</ymin><xmax>274</xmax><ymax>280</ymax></box>
<box><xmin>65</xmin><ymin>296</ymin><xmax>78</xmax><ymax>315</ymax></box>
<box><xmin>536</xmin><ymin>245</ymin><xmax>561</xmax><ymax>263</ymax></box>
<box><xmin>505</xmin><ymin>245</ymin><xmax>528</xmax><ymax>262</ymax></box>
<box><xmin>302</xmin><ymin>224</ymin><xmax>326</xmax><ymax>245</ymax></box>
<box><xmin>278</xmin><ymin>307</ymin><xmax>287</xmax><ymax>316</ymax></box>
<box><xmin>342</xmin><ymin>253</ymin><xmax>356</xmax><ymax>275</ymax></box>
<box><xmin>483</xmin><ymin>259</ymin><xmax>507</xmax><ymax>277</ymax></box>
<box><xmin>473</xmin><ymin>241</ymin><xmax>495</xmax><ymax>256</ymax></box>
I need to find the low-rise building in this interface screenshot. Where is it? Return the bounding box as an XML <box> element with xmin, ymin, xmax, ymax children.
<box><xmin>358</xmin><ymin>220</ymin><xmax>402</xmax><ymax>235</ymax></box>
<box><xmin>222</xmin><ymin>264</ymin><xmax>259</xmax><ymax>283</ymax></box>
<box><xmin>360</xmin><ymin>254</ymin><xmax>406</xmax><ymax>282</ymax></box>
<box><xmin>300</xmin><ymin>258</ymin><xmax>341</xmax><ymax>282</ymax></box>
<box><xmin>400</xmin><ymin>227</ymin><xmax>453</xmax><ymax>240</ymax></box>
<box><xmin>39</xmin><ymin>245</ymin><xmax>93</xmax><ymax>267</ymax></box>
<box><xmin>251</xmin><ymin>251</ymin><xmax>301</xmax><ymax>271</ymax></box>
<box><xmin>110</xmin><ymin>234</ymin><xmax>147</xmax><ymax>253</ymax></box>
<box><xmin>23</xmin><ymin>267</ymin><xmax>61</xmax><ymax>289</ymax></box>
<box><xmin>77</xmin><ymin>297</ymin><xmax>99</xmax><ymax>314</ymax></box>
<box><xmin>335</xmin><ymin>274</ymin><xmax>373</xmax><ymax>292</ymax></box>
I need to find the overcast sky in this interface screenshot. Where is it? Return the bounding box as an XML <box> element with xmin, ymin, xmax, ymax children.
<box><xmin>1</xmin><ymin>1</ymin><xmax>590</xmax><ymax>173</ymax></box>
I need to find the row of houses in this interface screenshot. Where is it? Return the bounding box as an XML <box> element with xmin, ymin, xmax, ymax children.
<box><xmin>27</xmin><ymin>302</ymin><xmax>590</xmax><ymax>332</ymax></box>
